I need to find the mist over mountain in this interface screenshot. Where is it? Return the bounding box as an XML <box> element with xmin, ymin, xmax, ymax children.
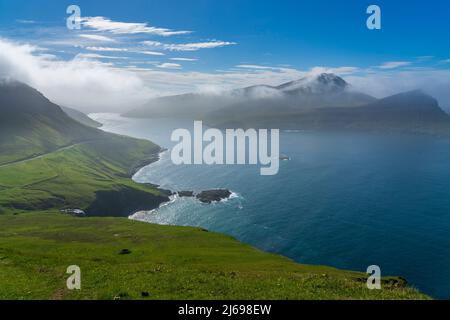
<box><xmin>124</xmin><ymin>73</ymin><xmax>450</xmax><ymax>135</ymax></box>
<box><xmin>124</xmin><ymin>73</ymin><xmax>375</xmax><ymax>119</ymax></box>
<box><xmin>210</xmin><ymin>89</ymin><xmax>450</xmax><ymax>133</ymax></box>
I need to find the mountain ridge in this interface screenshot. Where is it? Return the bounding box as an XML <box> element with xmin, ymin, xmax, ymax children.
<box><xmin>124</xmin><ymin>73</ymin><xmax>450</xmax><ymax>135</ymax></box>
<box><xmin>124</xmin><ymin>73</ymin><xmax>376</xmax><ymax>119</ymax></box>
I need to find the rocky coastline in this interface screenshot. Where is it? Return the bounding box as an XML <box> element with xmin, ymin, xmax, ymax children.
<box><xmin>61</xmin><ymin>149</ymin><xmax>233</xmax><ymax>218</ymax></box>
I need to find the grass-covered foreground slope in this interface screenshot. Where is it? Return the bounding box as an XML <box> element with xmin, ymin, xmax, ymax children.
<box><xmin>0</xmin><ymin>212</ymin><xmax>429</xmax><ymax>300</ymax></box>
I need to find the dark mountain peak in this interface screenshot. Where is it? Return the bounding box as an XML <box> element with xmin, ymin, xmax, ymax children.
<box><xmin>360</xmin><ymin>89</ymin><xmax>449</xmax><ymax>123</ymax></box>
<box><xmin>0</xmin><ymin>79</ymin><xmax>43</xmax><ymax>97</ymax></box>
<box><xmin>276</xmin><ymin>73</ymin><xmax>348</xmax><ymax>93</ymax></box>
<box><xmin>372</xmin><ymin>90</ymin><xmax>439</xmax><ymax>110</ymax></box>
<box><xmin>0</xmin><ymin>79</ymin><xmax>56</xmax><ymax>115</ymax></box>
<box><xmin>397</xmin><ymin>89</ymin><xmax>433</xmax><ymax>100</ymax></box>
<box><xmin>316</xmin><ymin>73</ymin><xmax>348</xmax><ymax>87</ymax></box>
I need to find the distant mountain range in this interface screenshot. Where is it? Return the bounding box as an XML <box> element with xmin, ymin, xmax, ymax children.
<box><xmin>124</xmin><ymin>73</ymin><xmax>450</xmax><ymax>135</ymax></box>
<box><xmin>125</xmin><ymin>73</ymin><xmax>375</xmax><ymax>118</ymax></box>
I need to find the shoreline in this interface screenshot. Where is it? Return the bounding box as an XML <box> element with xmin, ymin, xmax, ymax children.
<box><xmin>92</xmin><ymin>114</ymin><xmax>428</xmax><ymax>298</ymax></box>
<box><xmin>129</xmin><ymin>148</ymin><xmax>235</xmax><ymax>219</ymax></box>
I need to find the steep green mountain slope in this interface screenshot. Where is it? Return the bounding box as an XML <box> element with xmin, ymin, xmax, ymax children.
<box><xmin>0</xmin><ymin>80</ymin><xmax>167</xmax><ymax>216</ymax></box>
<box><xmin>0</xmin><ymin>81</ymin><xmax>104</xmax><ymax>165</ymax></box>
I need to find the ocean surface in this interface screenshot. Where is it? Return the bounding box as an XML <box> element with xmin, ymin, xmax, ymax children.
<box><xmin>92</xmin><ymin>113</ymin><xmax>450</xmax><ymax>299</ymax></box>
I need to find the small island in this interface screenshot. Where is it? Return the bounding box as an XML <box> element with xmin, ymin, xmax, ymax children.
<box><xmin>196</xmin><ymin>189</ymin><xmax>232</xmax><ymax>203</ymax></box>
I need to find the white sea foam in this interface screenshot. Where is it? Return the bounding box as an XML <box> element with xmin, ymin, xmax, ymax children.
<box><xmin>220</xmin><ymin>191</ymin><xmax>240</xmax><ymax>203</ymax></box>
<box><xmin>129</xmin><ymin>193</ymin><xmax>179</xmax><ymax>220</ymax></box>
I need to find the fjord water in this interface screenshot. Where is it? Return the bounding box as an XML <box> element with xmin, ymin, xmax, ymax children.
<box><xmin>92</xmin><ymin>113</ymin><xmax>450</xmax><ymax>299</ymax></box>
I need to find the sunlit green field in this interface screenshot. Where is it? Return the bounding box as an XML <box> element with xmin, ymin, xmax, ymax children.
<box><xmin>0</xmin><ymin>212</ymin><xmax>429</xmax><ymax>300</ymax></box>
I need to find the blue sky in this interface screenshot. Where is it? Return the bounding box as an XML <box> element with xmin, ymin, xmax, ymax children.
<box><xmin>0</xmin><ymin>0</ymin><xmax>449</xmax><ymax>111</ymax></box>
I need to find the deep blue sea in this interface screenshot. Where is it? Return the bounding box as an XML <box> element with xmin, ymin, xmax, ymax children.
<box><xmin>92</xmin><ymin>113</ymin><xmax>450</xmax><ymax>299</ymax></box>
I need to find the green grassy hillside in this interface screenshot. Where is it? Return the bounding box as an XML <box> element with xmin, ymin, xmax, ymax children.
<box><xmin>0</xmin><ymin>135</ymin><xmax>168</xmax><ymax>216</ymax></box>
<box><xmin>0</xmin><ymin>81</ymin><xmax>103</xmax><ymax>165</ymax></box>
<box><xmin>0</xmin><ymin>81</ymin><xmax>168</xmax><ymax>216</ymax></box>
<box><xmin>0</xmin><ymin>212</ymin><xmax>429</xmax><ymax>300</ymax></box>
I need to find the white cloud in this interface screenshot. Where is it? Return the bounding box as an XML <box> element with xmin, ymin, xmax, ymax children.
<box><xmin>75</xmin><ymin>53</ymin><xmax>129</xmax><ymax>60</ymax></box>
<box><xmin>135</xmin><ymin>66</ymin><xmax>306</xmax><ymax>95</ymax></box>
<box><xmin>86</xmin><ymin>46</ymin><xmax>129</xmax><ymax>52</ymax></box>
<box><xmin>157</xmin><ymin>63</ymin><xmax>182</xmax><ymax>69</ymax></box>
<box><xmin>2</xmin><ymin>37</ymin><xmax>450</xmax><ymax>114</ymax></box>
<box><xmin>0</xmin><ymin>38</ymin><xmax>154</xmax><ymax>112</ymax></box>
<box><xmin>309</xmin><ymin>66</ymin><xmax>360</xmax><ymax>75</ymax></box>
<box><xmin>378</xmin><ymin>61</ymin><xmax>411</xmax><ymax>69</ymax></box>
<box><xmin>139</xmin><ymin>51</ymin><xmax>165</xmax><ymax>56</ymax></box>
<box><xmin>142</xmin><ymin>40</ymin><xmax>236</xmax><ymax>51</ymax></box>
<box><xmin>234</xmin><ymin>65</ymin><xmax>359</xmax><ymax>76</ymax></box>
<box><xmin>81</xmin><ymin>16</ymin><xmax>191</xmax><ymax>36</ymax></box>
<box><xmin>170</xmin><ymin>58</ymin><xmax>197</xmax><ymax>61</ymax></box>
<box><xmin>236</xmin><ymin>64</ymin><xmax>279</xmax><ymax>70</ymax></box>
<box><xmin>79</xmin><ymin>34</ymin><xmax>117</xmax><ymax>42</ymax></box>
